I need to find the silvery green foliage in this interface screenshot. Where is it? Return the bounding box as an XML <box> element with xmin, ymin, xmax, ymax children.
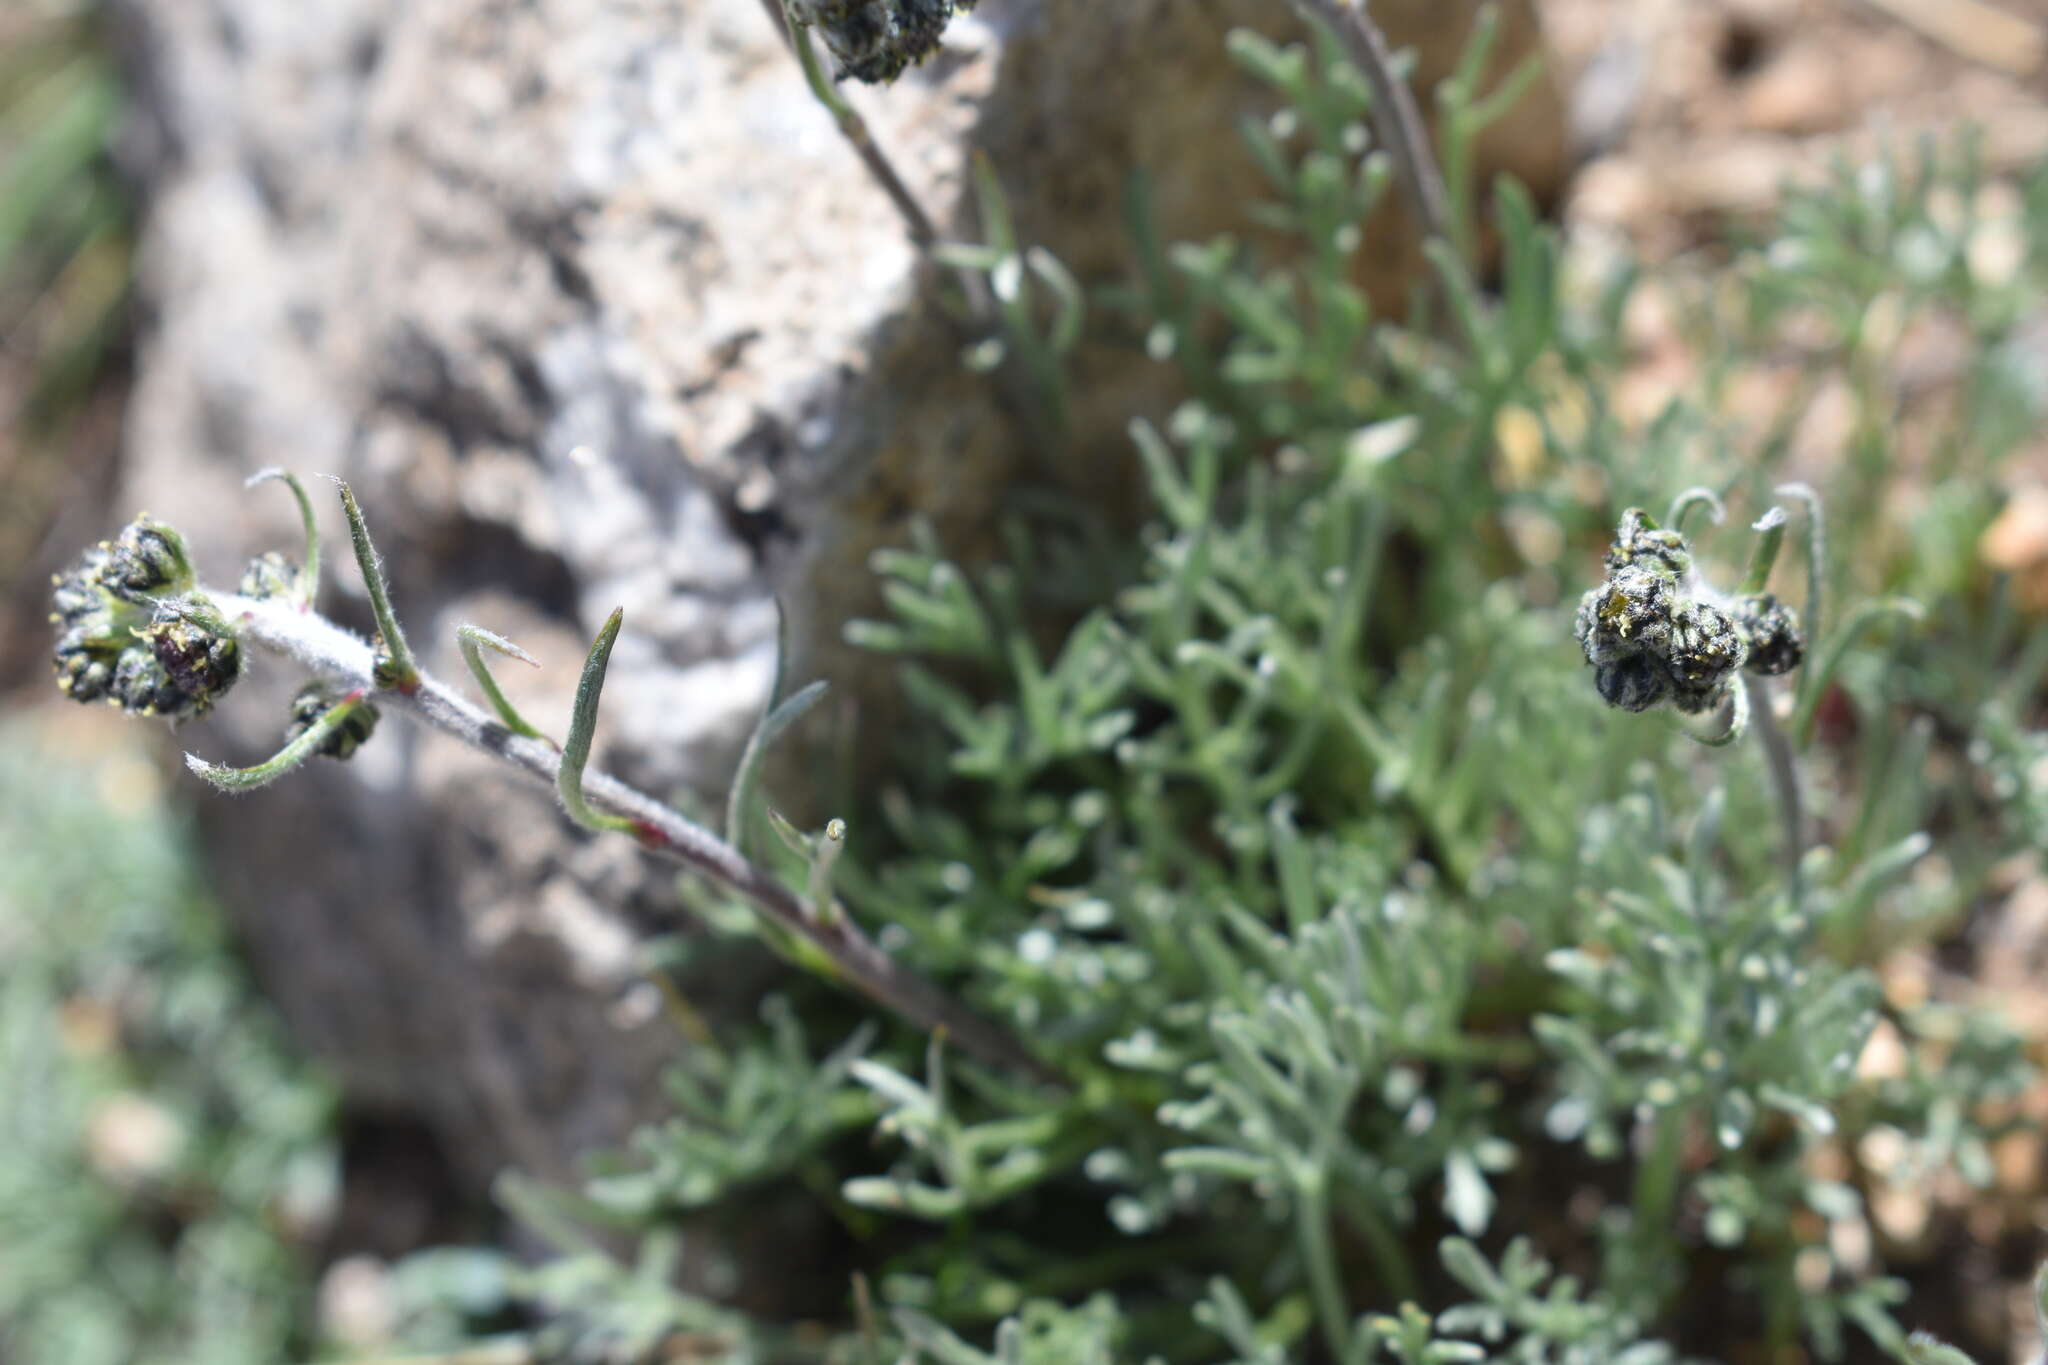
<box><xmin>805</xmin><ymin>52</ymin><xmax>2040</xmax><ymax>1365</ymax></box>
<box><xmin>583</xmin><ymin>1000</ymin><xmax>878</xmax><ymax>1216</ymax></box>
<box><xmin>349</xmin><ymin>27</ymin><xmax>2048</xmax><ymax>1365</ymax></box>
<box><xmin>392</xmin><ymin>1232</ymin><xmax>763</xmax><ymax>1365</ymax></box>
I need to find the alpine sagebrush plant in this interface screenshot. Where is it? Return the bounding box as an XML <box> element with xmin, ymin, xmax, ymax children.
<box><xmin>46</xmin><ymin>469</ymin><xmax>1056</xmax><ymax>1086</ymax></box>
<box><xmin>53</xmin><ymin>8</ymin><xmax>2048</xmax><ymax>1365</ymax></box>
<box><xmin>443</xmin><ymin>30</ymin><xmax>2040</xmax><ymax>1365</ymax></box>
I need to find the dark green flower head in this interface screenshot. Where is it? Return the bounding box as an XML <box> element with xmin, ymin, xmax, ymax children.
<box><xmin>1574</xmin><ymin>567</ymin><xmax>1676</xmax><ymax>666</ymax></box>
<box><xmin>1601</xmin><ymin>507</ymin><xmax>1692</xmax><ymax>578</ymax></box>
<box><xmin>1661</xmin><ymin>598</ymin><xmax>1746</xmax><ymax>713</ymax></box>
<box><xmin>795</xmin><ymin>0</ymin><xmax>977</xmax><ymax>83</ymax></box>
<box><xmin>288</xmin><ymin>681</ymin><xmax>380</xmax><ymax>760</ymax></box>
<box><xmin>50</xmin><ymin>516</ymin><xmax>240</xmax><ymax>719</ymax></box>
<box><xmin>103</xmin><ymin>517</ymin><xmax>196</xmax><ymax>600</ymax></box>
<box><xmin>142</xmin><ymin>618</ymin><xmax>241</xmax><ymax>716</ymax></box>
<box><xmin>1576</xmin><ymin>507</ymin><xmax>1787</xmax><ymax>718</ymax></box>
<box><xmin>1732</xmin><ymin>592</ymin><xmax>1804</xmax><ymax>676</ymax></box>
<box><xmin>1594</xmin><ymin>654</ymin><xmax>1669</xmax><ymax>713</ymax></box>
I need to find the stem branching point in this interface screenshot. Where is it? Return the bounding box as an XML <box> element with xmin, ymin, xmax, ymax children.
<box><xmin>727</xmin><ymin>680</ymin><xmax>830</xmax><ymax>854</ymax></box>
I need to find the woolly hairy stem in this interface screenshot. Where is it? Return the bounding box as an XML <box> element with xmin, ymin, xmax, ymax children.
<box><xmin>1776</xmin><ymin>483</ymin><xmax>1826</xmax><ymax>645</ymax></box>
<box><xmin>213</xmin><ymin>591</ymin><xmax>1063</xmax><ymax>1088</ymax></box>
<box><xmin>1281</xmin><ymin>0</ymin><xmax>1453</xmax><ymax>248</ymax></box>
<box><xmin>1745</xmin><ymin>674</ymin><xmax>1805</xmax><ymax>911</ymax></box>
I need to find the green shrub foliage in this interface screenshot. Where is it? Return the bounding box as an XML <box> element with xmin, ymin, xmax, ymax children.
<box><xmin>401</xmin><ymin>20</ymin><xmax>2048</xmax><ymax>1365</ymax></box>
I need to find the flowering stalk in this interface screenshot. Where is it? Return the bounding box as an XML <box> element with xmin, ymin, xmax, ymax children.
<box><xmin>50</xmin><ymin>488</ymin><xmax>1063</xmax><ymax>1089</ymax></box>
<box><xmin>229</xmin><ymin>588</ymin><xmax>1057</xmax><ymax>1083</ymax></box>
<box><xmin>1572</xmin><ymin>496</ymin><xmax>1865</xmax><ymax>912</ymax></box>
<box><xmin>1745</xmin><ymin>672</ymin><xmax>1805</xmax><ymax>907</ymax></box>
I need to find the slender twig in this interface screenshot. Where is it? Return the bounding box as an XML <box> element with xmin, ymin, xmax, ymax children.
<box><xmin>756</xmin><ymin>0</ymin><xmax>1023</xmax><ymax>407</ymax></box>
<box><xmin>1745</xmin><ymin>674</ymin><xmax>1805</xmax><ymax>910</ymax></box>
<box><xmin>201</xmin><ymin>591</ymin><xmax>1065</xmax><ymax>1088</ymax></box>
<box><xmin>759</xmin><ymin>0</ymin><xmax>945</xmax><ymax>254</ymax></box>
<box><xmin>1282</xmin><ymin>0</ymin><xmax>1453</xmax><ymax>247</ymax></box>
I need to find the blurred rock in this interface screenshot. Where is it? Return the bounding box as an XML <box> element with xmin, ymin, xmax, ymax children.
<box><xmin>318</xmin><ymin>1255</ymin><xmax>397</xmax><ymax>1352</ymax></box>
<box><xmin>1983</xmin><ymin>485</ymin><xmax>2048</xmax><ymax>611</ymax></box>
<box><xmin>1739</xmin><ymin>42</ymin><xmax>1844</xmax><ymax>135</ymax></box>
<box><xmin>105</xmin><ymin>0</ymin><xmax>1566</xmax><ymax>1207</ymax></box>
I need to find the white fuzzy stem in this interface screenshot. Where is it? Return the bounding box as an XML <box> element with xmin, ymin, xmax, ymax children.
<box><xmin>210</xmin><ymin>592</ymin><xmax>1063</xmax><ymax>1087</ymax></box>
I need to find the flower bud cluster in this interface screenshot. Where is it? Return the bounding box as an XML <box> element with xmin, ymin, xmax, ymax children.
<box><xmin>1730</xmin><ymin>592</ymin><xmax>1803</xmax><ymax>676</ymax></box>
<box><xmin>50</xmin><ymin>517</ymin><xmax>241</xmax><ymax>719</ymax></box>
<box><xmin>289</xmin><ymin>682</ymin><xmax>381</xmax><ymax>760</ymax></box>
<box><xmin>239</xmin><ymin>550</ymin><xmax>300</xmax><ymax>600</ymax></box>
<box><xmin>1574</xmin><ymin>509</ymin><xmax>1804</xmax><ymax>715</ymax></box>
<box><xmin>795</xmin><ymin>0</ymin><xmax>976</xmax><ymax>83</ymax></box>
